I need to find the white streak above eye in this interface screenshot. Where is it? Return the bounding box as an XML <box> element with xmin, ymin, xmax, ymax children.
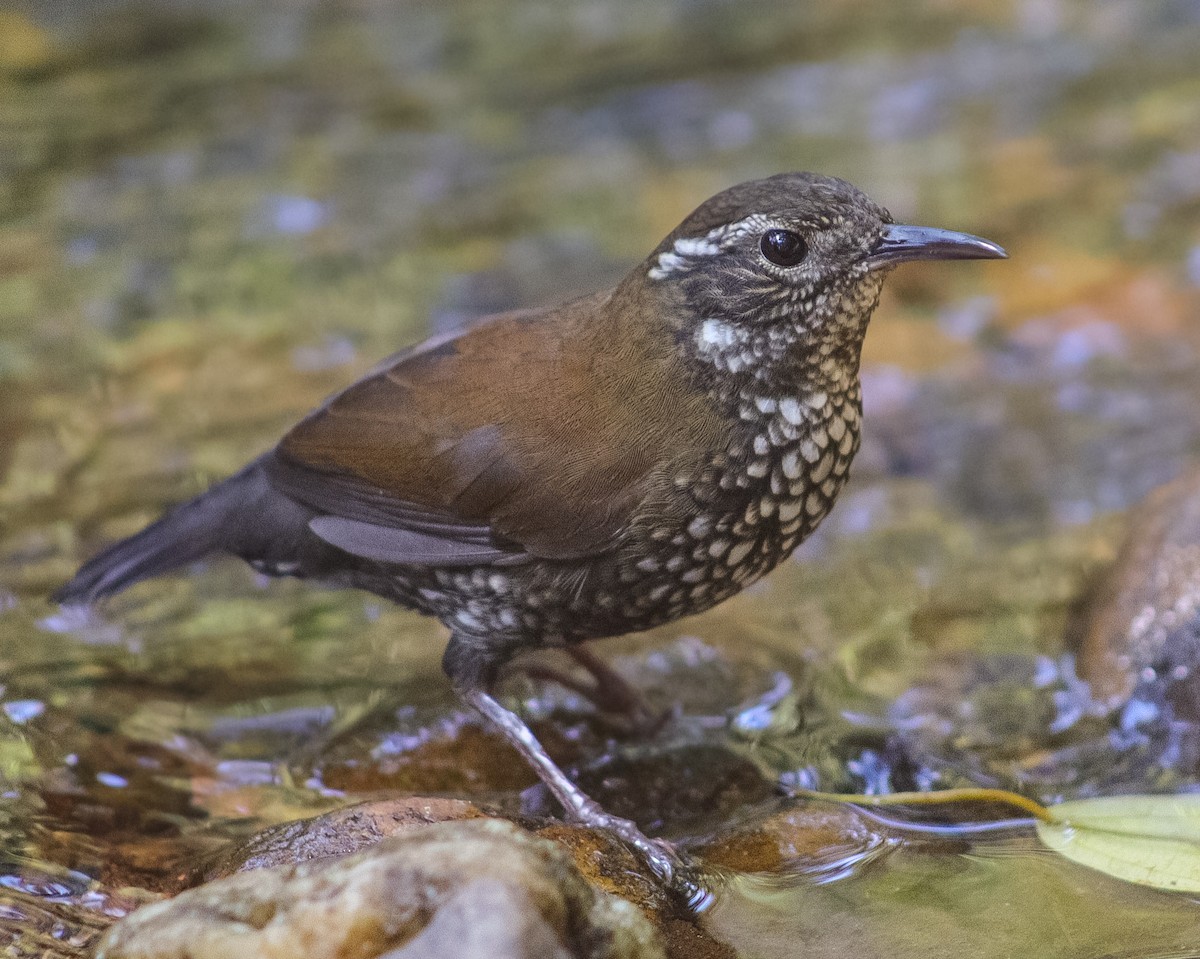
<box><xmin>649</xmin><ymin>239</ymin><xmax>721</xmax><ymax>279</ymax></box>
<box><xmin>648</xmin><ymin>252</ymin><xmax>687</xmax><ymax>279</ymax></box>
<box><xmin>674</xmin><ymin>236</ymin><xmax>722</xmax><ymax>256</ymax></box>
<box><xmin>647</xmin><ymin>215</ymin><xmax>768</xmax><ymax>280</ymax></box>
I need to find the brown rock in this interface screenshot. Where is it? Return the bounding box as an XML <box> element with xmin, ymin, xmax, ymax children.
<box><xmin>535</xmin><ymin>824</ymin><xmax>676</xmax><ymax>917</ymax></box>
<box><xmin>531</xmin><ymin>824</ymin><xmax>739</xmax><ymax>959</ymax></box>
<box><xmin>1074</xmin><ymin>469</ymin><xmax>1200</xmax><ymax>711</ymax></box>
<box><xmin>698</xmin><ymin>800</ymin><xmax>878</xmax><ymax>874</ymax></box>
<box><xmin>94</xmin><ymin>819</ymin><xmax>665</xmax><ymax>959</ymax></box>
<box><xmin>192</xmin><ymin>796</ymin><xmax>737</xmax><ymax>958</ymax></box>
<box><xmin>201</xmin><ymin>796</ymin><xmax>483</xmax><ymax>879</ymax></box>
<box><xmin>319</xmin><ymin>723</ymin><xmax>539</xmax><ymax>794</ymax></box>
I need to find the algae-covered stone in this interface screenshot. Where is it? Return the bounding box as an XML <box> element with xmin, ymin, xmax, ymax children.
<box><xmin>93</xmin><ymin>818</ymin><xmax>664</xmax><ymax>959</ymax></box>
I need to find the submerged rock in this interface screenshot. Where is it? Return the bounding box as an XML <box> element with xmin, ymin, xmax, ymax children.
<box><xmin>698</xmin><ymin>799</ymin><xmax>885</xmax><ymax>875</ymax></box>
<box><xmin>94</xmin><ymin>818</ymin><xmax>665</xmax><ymax>959</ymax></box>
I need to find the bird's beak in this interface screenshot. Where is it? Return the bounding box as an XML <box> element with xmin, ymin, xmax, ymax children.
<box><xmin>866</xmin><ymin>224</ymin><xmax>1007</xmax><ymax>270</ymax></box>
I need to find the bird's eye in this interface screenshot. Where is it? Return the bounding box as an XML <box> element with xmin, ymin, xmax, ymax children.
<box><xmin>759</xmin><ymin>229</ymin><xmax>807</xmax><ymax>267</ymax></box>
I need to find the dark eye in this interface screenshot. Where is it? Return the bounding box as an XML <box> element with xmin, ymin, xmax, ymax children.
<box><xmin>759</xmin><ymin>229</ymin><xmax>807</xmax><ymax>267</ymax></box>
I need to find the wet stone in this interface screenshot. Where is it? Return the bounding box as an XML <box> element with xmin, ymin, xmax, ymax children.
<box><xmin>697</xmin><ymin>800</ymin><xmax>882</xmax><ymax>875</ymax></box>
<box><xmin>200</xmin><ymin>796</ymin><xmax>484</xmax><ymax>880</ymax></box>
<box><xmin>1073</xmin><ymin>468</ymin><xmax>1200</xmax><ymax>715</ymax></box>
<box><xmin>533</xmin><ymin>825</ymin><xmax>677</xmax><ymax>920</ymax></box>
<box><xmin>93</xmin><ymin>819</ymin><xmax>665</xmax><ymax>959</ymax></box>
<box><xmin>530</xmin><ymin>825</ymin><xmax>737</xmax><ymax>959</ymax></box>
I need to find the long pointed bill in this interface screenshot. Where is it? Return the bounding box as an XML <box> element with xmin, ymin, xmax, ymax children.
<box><xmin>866</xmin><ymin>224</ymin><xmax>1007</xmax><ymax>270</ymax></box>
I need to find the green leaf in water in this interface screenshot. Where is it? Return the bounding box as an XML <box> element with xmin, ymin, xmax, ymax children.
<box><xmin>1036</xmin><ymin>795</ymin><xmax>1200</xmax><ymax>893</ymax></box>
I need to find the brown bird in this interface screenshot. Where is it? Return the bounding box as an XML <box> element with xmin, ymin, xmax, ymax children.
<box><xmin>56</xmin><ymin>172</ymin><xmax>1005</xmax><ymax>887</ymax></box>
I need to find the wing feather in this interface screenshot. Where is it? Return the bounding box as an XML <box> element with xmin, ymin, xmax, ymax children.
<box><xmin>266</xmin><ymin>294</ymin><xmax>726</xmax><ymax>567</ymax></box>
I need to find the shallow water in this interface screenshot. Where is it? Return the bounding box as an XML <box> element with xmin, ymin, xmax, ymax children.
<box><xmin>3</xmin><ymin>0</ymin><xmax>1200</xmax><ymax>955</ymax></box>
<box><xmin>711</xmin><ymin>832</ymin><xmax>1200</xmax><ymax>959</ymax></box>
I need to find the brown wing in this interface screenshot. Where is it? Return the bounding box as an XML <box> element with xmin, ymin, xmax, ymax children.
<box><xmin>266</xmin><ymin>292</ymin><xmax>726</xmax><ymax>566</ymax></box>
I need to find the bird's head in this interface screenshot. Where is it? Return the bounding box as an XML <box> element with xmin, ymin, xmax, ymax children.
<box><xmin>638</xmin><ymin>172</ymin><xmax>1005</xmax><ymax>380</ymax></box>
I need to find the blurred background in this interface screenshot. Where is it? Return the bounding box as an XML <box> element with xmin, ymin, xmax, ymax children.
<box><xmin>2</xmin><ymin>1</ymin><xmax>1200</xmax><ymax>956</ymax></box>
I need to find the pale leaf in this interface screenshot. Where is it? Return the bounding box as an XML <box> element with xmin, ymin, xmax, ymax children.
<box><xmin>1036</xmin><ymin>795</ymin><xmax>1200</xmax><ymax>893</ymax></box>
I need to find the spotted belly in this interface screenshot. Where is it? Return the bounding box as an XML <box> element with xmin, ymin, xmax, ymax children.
<box><xmin>370</xmin><ymin>455</ymin><xmax>851</xmax><ymax>650</ymax></box>
<box><xmin>354</xmin><ymin>387</ymin><xmax>861</xmax><ymax>647</ymax></box>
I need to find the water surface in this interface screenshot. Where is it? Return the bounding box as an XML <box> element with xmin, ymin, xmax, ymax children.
<box><xmin>3</xmin><ymin>1</ymin><xmax>1200</xmax><ymax>955</ymax></box>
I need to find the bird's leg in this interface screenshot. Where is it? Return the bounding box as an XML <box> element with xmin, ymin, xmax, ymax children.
<box><xmin>458</xmin><ymin>684</ymin><xmax>685</xmax><ymax>885</ymax></box>
<box><xmin>564</xmin><ymin>645</ymin><xmax>670</xmax><ymax>734</ymax></box>
<box><xmin>510</xmin><ymin>646</ymin><xmax>669</xmax><ymax>736</ymax></box>
<box><xmin>444</xmin><ymin>632</ymin><xmax>693</xmax><ymax>889</ymax></box>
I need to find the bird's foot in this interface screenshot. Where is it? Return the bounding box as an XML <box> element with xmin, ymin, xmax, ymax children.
<box><xmin>559</xmin><ymin>790</ymin><xmax>683</xmax><ymax>883</ymax></box>
<box><xmin>545</xmin><ymin>776</ymin><xmax>713</xmax><ymax>908</ymax></box>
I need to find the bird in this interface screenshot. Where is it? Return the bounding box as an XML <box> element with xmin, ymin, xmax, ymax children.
<box><xmin>56</xmin><ymin>172</ymin><xmax>1005</xmax><ymax>889</ymax></box>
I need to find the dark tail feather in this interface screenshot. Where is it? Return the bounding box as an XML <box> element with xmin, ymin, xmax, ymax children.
<box><xmin>54</xmin><ymin>459</ymin><xmax>306</xmax><ymax>605</ymax></box>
